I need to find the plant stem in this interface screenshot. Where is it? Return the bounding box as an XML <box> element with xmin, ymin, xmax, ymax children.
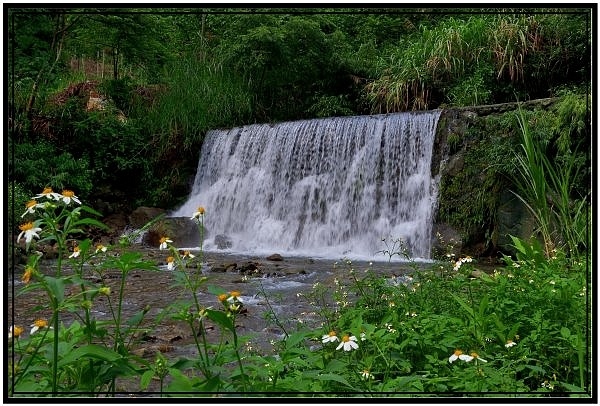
<box><xmin>231</xmin><ymin>316</ymin><xmax>247</xmax><ymax>392</ymax></box>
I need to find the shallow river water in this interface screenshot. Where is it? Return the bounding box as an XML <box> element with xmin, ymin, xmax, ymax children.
<box><xmin>8</xmin><ymin>248</ymin><xmax>430</xmax><ymax>393</ymax></box>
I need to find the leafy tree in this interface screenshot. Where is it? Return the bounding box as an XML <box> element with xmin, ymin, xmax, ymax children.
<box><xmin>68</xmin><ymin>11</ymin><xmax>174</xmax><ymax>82</ymax></box>
<box><xmin>8</xmin><ymin>8</ymin><xmax>82</xmax><ymax>116</ymax></box>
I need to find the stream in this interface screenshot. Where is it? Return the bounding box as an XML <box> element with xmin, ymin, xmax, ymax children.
<box><xmin>8</xmin><ymin>248</ymin><xmax>427</xmax><ymax>393</ymax></box>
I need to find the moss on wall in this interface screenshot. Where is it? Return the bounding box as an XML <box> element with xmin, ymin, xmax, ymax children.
<box><xmin>434</xmin><ymin>93</ymin><xmax>589</xmax><ymax>257</ymax></box>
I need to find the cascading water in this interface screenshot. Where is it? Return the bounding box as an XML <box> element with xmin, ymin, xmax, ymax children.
<box><xmin>173</xmin><ymin>110</ymin><xmax>442</xmax><ymax>260</ymax></box>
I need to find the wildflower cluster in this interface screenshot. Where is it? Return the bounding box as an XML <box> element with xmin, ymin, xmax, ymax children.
<box><xmin>449</xmin><ymin>349</ymin><xmax>487</xmax><ymax>364</ymax></box>
<box><xmin>15</xmin><ymin>187</ymin><xmax>86</xmax><ymax>251</ymax></box>
<box><xmin>321</xmin><ymin>330</ymin><xmax>359</xmax><ymax>352</ymax></box>
<box><xmin>218</xmin><ymin>291</ymin><xmax>244</xmax><ymax>314</ymax></box>
<box><xmin>452</xmin><ymin>256</ymin><xmax>473</xmax><ymax>271</ymax></box>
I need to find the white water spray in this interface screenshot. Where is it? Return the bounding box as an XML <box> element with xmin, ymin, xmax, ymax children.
<box><xmin>173</xmin><ymin>111</ymin><xmax>442</xmax><ymax>260</ymax></box>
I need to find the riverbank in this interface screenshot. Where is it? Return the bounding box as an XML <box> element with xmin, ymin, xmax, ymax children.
<box><xmin>8</xmin><ymin>247</ymin><xmax>430</xmax><ymax>364</ymax></box>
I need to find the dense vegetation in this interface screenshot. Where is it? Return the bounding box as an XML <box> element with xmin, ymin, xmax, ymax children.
<box><xmin>8</xmin><ymin>7</ymin><xmax>592</xmax><ymax>219</ymax></box>
<box><xmin>436</xmin><ymin>94</ymin><xmax>590</xmax><ymax>257</ymax></box>
<box><xmin>7</xmin><ymin>191</ymin><xmax>590</xmax><ymax>397</ymax></box>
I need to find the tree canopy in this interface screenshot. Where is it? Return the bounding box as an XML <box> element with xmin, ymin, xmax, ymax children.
<box><xmin>7</xmin><ymin>7</ymin><xmax>592</xmax><ymax>212</ymax></box>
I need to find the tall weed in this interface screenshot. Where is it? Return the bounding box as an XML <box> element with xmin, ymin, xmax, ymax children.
<box><xmin>512</xmin><ymin>107</ymin><xmax>590</xmax><ymax>257</ymax></box>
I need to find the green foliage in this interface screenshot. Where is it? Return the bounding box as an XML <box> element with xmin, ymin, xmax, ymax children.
<box><xmin>437</xmin><ymin>123</ymin><xmax>510</xmax><ymax>247</ymax></box>
<box><xmin>11</xmin><ymin>140</ymin><xmax>93</xmax><ymax>198</ymax></box>
<box><xmin>70</xmin><ymin>112</ymin><xmax>148</xmax><ymax>189</ymax></box>
<box><xmin>511</xmin><ymin>106</ymin><xmax>590</xmax><ymax>257</ymax></box>
<box><xmin>364</xmin><ymin>13</ymin><xmax>589</xmax><ymax>112</ymax></box>
<box><xmin>68</xmin><ymin>13</ymin><xmax>174</xmax><ymax>82</ymax></box>
<box><xmin>8</xmin><ymin>9</ymin><xmax>591</xmax><ymax>210</ymax></box>
<box><xmin>8</xmin><ymin>181</ymin><xmax>32</xmax><ymax>234</ymax></box>
<box><xmin>214</xmin><ymin>14</ymin><xmax>342</xmax><ymax>120</ymax></box>
<box><xmin>98</xmin><ymin>78</ymin><xmax>135</xmax><ymax>113</ymax></box>
<box><xmin>307</xmin><ymin>94</ymin><xmax>354</xmax><ymax>118</ymax></box>
<box><xmin>438</xmin><ymin>92</ymin><xmax>589</xmax><ymax>254</ymax></box>
<box><xmin>9</xmin><ymin>186</ymin><xmax>590</xmax><ymax>397</ymax></box>
<box><xmin>140</xmin><ymin>56</ymin><xmax>252</xmax><ymax>152</ymax></box>
<box><xmin>446</xmin><ymin>64</ymin><xmax>494</xmax><ymax>106</ymax></box>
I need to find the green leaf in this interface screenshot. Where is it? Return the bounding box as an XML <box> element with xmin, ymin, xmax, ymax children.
<box><xmin>558</xmin><ymin>381</ymin><xmax>586</xmax><ymax>392</ymax></box>
<box><xmin>58</xmin><ymin>344</ymin><xmax>121</xmax><ymax>367</ymax></box>
<box><xmin>509</xmin><ymin>235</ymin><xmax>527</xmax><ymax>255</ymax></box>
<box><xmin>450</xmin><ymin>292</ymin><xmax>474</xmax><ymax>319</ymax></box>
<box><xmin>165</xmin><ymin>368</ymin><xmax>194</xmax><ymax>392</ymax></box>
<box><xmin>207</xmin><ymin>285</ymin><xmax>228</xmax><ymax>296</ymax></box>
<box><xmin>80</xmin><ymin>205</ymin><xmax>104</xmax><ymax>217</ymax></box>
<box><xmin>45</xmin><ymin>276</ymin><xmax>66</xmax><ymax>304</ymax></box>
<box><xmin>314</xmin><ymin>372</ymin><xmax>354</xmax><ymax>389</ymax></box>
<box><xmin>73</xmin><ymin>218</ymin><xmax>109</xmax><ymax>230</ymax></box>
<box><xmin>170</xmin><ymin>358</ymin><xmax>196</xmax><ymax>370</ymax></box>
<box><xmin>198</xmin><ymin>375</ymin><xmax>223</xmax><ymax>392</ymax></box>
<box><xmin>560</xmin><ymin>326</ymin><xmax>571</xmax><ymax>338</ymax></box>
<box><xmin>285</xmin><ymin>331</ymin><xmax>311</xmax><ymax>349</ymax></box>
<box><xmin>477</xmin><ymin>293</ymin><xmax>489</xmax><ymax>318</ymax></box>
<box><xmin>12</xmin><ymin>378</ymin><xmax>49</xmax><ymax>394</ymax></box>
<box><xmin>125</xmin><ymin>309</ymin><xmax>147</xmax><ymax>328</ymax></box>
<box><xmin>324</xmin><ymin>358</ymin><xmax>346</xmax><ymax>373</ymax></box>
<box><xmin>206</xmin><ymin>309</ymin><xmax>234</xmax><ymax>333</ymax></box>
<box><xmin>140</xmin><ymin>369</ymin><xmax>155</xmax><ymax>390</ymax></box>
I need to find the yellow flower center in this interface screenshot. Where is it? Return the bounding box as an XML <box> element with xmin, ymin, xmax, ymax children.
<box><xmin>19</xmin><ymin>222</ymin><xmax>34</xmax><ymax>231</ymax></box>
<box><xmin>341</xmin><ymin>335</ymin><xmax>350</xmax><ymax>342</ymax></box>
<box><xmin>12</xmin><ymin>326</ymin><xmax>24</xmax><ymax>337</ymax></box>
<box><xmin>218</xmin><ymin>293</ymin><xmax>228</xmax><ymax>302</ymax></box>
<box><xmin>198</xmin><ymin>206</ymin><xmax>205</xmax><ymax>215</ymax></box>
<box><xmin>73</xmin><ymin>246</ymin><xmax>80</xmax><ymax>252</ymax></box>
<box><xmin>454</xmin><ymin>349</ymin><xmax>463</xmax><ymax>356</ymax></box>
<box><xmin>34</xmin><ymin>319</ymin><xmax>48</xmax><ymax>328</ymax></box>
<box><xmin>159</xmin><ymin>237</ymin><xmax>170</xmax><ymax>244</ymax></box>
<box><xmin>230</xmin><ymin>290</ymin><xmax>241</xmax><ymax>298</ymax></box>
<box><xmin>470</xmin><ymin>352</ymin><xmax>480</xmax><ymax>358</ymax></box>
<box><xmin>166</xmin><ymin>256</ymin><xmax>174</xmax><ymax>263</ymax></box>
<box><xmin>328</xmin><ymin>331</ymin><xmax>337</xmax><ymax>337</ymax></box>
<box><xmin>25</xmin><ymin>200</ymin><xmax>37</xmax><ymax>209</ymax></box>
<box><xmin>41</xmin><ymin>187</ymin><xmax>53</xmax><ymax>194</ymax></box>
<box><xmin>62</xmin><ymin>190</ymin><xmax>75</xmax><ymax>197</ymax></box>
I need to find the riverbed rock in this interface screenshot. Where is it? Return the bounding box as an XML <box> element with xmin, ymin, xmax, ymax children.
<box><xmin>142</xmin><ymin>217</ymin><xmax>202</xmax><ymax>248</ymax></box>
<box><xmin>129</xmin><ymin>206</ymin><xmax>166</xmax><ymax>229</ymax></box>
<box><xmin>495</xmin><ymin>190</ymin><xmax>537</xmax><ymax>255</ymax></box>
<box><xmin>102</xmin><ymin>212</ymin><xmax>129</xmax><ymax>243</ymax></box>
<box><xmin>239</xmin><ymin>261</ymin><xmax>260</xmax><ymax>273</ymax></box>
<box><xmin>266</xmin><ymin>253</ymin><xmax>284</xmax><ymax>261</ymax></box>
<box><xmin>431</xmin><ymin>223</ymin><xmax>463</xmax><ymax>259</ymax></box>
<box><xmin>214</xmin><ymin>234</ymin><xmax>233</xmax><ymax>250</ymax></box>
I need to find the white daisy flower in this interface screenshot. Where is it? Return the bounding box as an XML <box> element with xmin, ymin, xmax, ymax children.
<box><xmin>336</xmin><ymin>334</ymin><xmax>359</xmax><ymax>351</ymax></box>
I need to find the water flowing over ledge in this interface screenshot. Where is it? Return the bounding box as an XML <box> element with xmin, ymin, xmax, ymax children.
<box><xmin>173</xmin><ymin>110</ymin><xmax>442</xmax><ymax>261</ymax></box>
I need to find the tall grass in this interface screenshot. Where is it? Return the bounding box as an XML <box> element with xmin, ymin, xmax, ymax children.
<box><xmin>140</xmin><ymin>56</ymin><xmax>253</xmax><ymax>154</ymax></box>
<box><xmin>511</xmin><ymin>106</ymin><xmax>589</xmax><ymax>258</ymax></box>
<box><xmin>364</xmin><ymin>14</ymin><xmax>549</xmax><ymax>112</ymax></box>
<box><xmin>491</xmin><ymin>15</ymin><xmax>540</xmax><ymax>83</ymax></box>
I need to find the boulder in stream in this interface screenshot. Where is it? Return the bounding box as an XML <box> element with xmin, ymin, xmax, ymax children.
<box><xmin>214</xmin><ymin>234</ymin><xmax>233</xmax><ymax>250</ymax></box>
<box><xmin>266</xmin><ymin>253</ymin><xmax>284</xmax><ymax>261</ymax></box>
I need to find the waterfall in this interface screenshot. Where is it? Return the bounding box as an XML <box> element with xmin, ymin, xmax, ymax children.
<box><xmin>172</xmin><ymin>110</ymin><xmax>442</xmax><ymax>260</ymax></box>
